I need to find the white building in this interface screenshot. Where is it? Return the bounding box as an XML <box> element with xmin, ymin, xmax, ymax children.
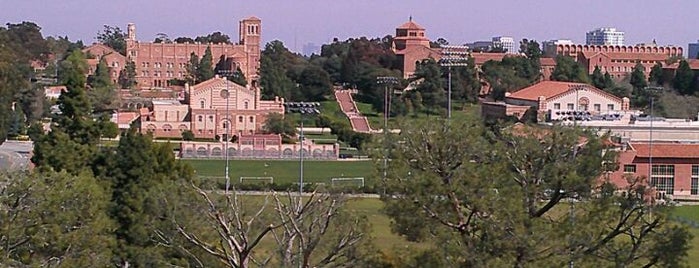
<box><xmin>586</xmin><ymin>28</ymin><xmax>625</xmax><ymax>46</ymax></box>
<box><xmin>492</xmin><ymin>36</ymin><xmax>515</xmax><ymax>54</ymax></box>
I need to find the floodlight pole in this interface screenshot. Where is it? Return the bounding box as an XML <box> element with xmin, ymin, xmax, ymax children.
<box><xmin>218</xmin><ymin>70</ymin><xmax>236</xmax><ymax>195</ymax></box>
<box><xmin>439</xmin><ymin>46</ymin><xmax>469</xmax><ymax>119</ymax></box>
<box><xmin>376</xmin><ymin>76</ymin><xmax>399</xmax><ymax>185</ymax></box>
<box><xmin>299</xmin><ymin>118</ymin><xmax>304</xmax><ymax>194</ymax></box>
<box><xmin>645</xmin><ymin>86</ymin><xmax>663</xmax><ymax>194</ymax></box>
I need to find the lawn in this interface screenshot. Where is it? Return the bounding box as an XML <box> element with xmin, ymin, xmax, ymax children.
<box><xmin>183</xmin><ymin>159</ymin><xmax>376</xmax><ymax>185</ymax></box>
<box><xmin>671</xmin><ymin>205</ymin><xmax>699</xmax><ymax>263</ymax></box>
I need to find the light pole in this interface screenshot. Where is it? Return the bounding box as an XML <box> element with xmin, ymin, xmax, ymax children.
<box><xmin>376</xmin><ymin>76</ymin><xmax>398</xmax><ymax>185</ymax></box>
<box><xmin>645</xmin><ymin>86</ymin><xmax>663</xmax><ymax>195</ymax></box>
<box><xmin>218</xmin><ymin>70</ymin><xmax>237</xmax><ymax>194</ymax></box>
<box><xmin>439</xmin><ymin>45</ymin><xmax>469</xmax><ymax>119</ymax></box>
<box><xmin>284</xmin><ymin>102</ymin><xmax>320</xmax><ymax>194</ymax></box>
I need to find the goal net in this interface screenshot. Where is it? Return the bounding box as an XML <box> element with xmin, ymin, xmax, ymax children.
<box><xmin>239</xmin><ymin>176</ymin><xmax>274</xmax><ymax>184</ymax></box>
<box><xmin>330</xmin><ymin>177</ymin><xmax>365</xmax><ymax>188</ymax></box>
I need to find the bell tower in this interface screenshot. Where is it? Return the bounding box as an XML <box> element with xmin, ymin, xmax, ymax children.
<box><xmin>239</xmin><ymin>17</ymin><xmax>261</xmax><ymax>86</ymax></box>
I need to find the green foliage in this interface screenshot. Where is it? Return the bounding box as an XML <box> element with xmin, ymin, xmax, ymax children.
<box><xmin>194</xmin><ymin>31</ymin><xmax>231</xmax><ymax>44</ymax></box>
<box><xmin>88</xmin><ymin>57</ymin><xmax>118</xmax><ymax>112</ymax></box>
<box><xmin>649</xmin><ymin>62</ymin><xmax>664</xmax><ymax>86</ymax></box>
<box><xmin>198</xmin><ymin>46</ymin><xmax>214</xmax><ymax>81</ymax></box>
<box><xmin>629</xmin><ymin>62</ymin><xmax>648</xmax><ymax>91</ymax></box>
<box><xmin>96</xmin><ymin>25</ymin><xmax>126</xmax><ymax>55</ymax></box>
<box><xmin>118</xmin><ymin>60</ymin><xmax>137</xmax><ymax>89</ymax></box>
<box><xmin>259</xmin><ymin>40</ymin><xmax>304</xmax><ymax>100</ymax></box>
<box><xmin>262</xmin><ymin>112</ymin><xmax>297</xmax><ymax>137</ymax></box>
<box><xmin>181</xmin><ymin>129</ymin><xmax>195</xmax><ymax>141</ymax></box>
<box><xmin>551</xmin><ymin>55</ymin><xmax>591</xmax><ymax>83</ymax></box>
<box><xmin>0</xmin><ymin>171</ymin><xmax>115</xmax><ymax>266</ymax></box>
<box><xmin>298</xmin><ymin>64</ymin><xmax>333</xmax><ymax>101</ymax></box>
<box><xmin>186</xmin><ymin>52</ymin><xmax>199</xmax><ymax>84</ymax></box>
<box><xmin>412</xmin><ymin>58</ymin><xmax>445</xmax><ymax>114</ymax></box>
<box><xmin>380</xmin><ymin>117</ymin><xmax>691</xmax><ymax>267</ymax></box>
<box><xmin>673</xmin><ymin>60</ymin><xmax>696</xmax><ymax>95</ymax></box>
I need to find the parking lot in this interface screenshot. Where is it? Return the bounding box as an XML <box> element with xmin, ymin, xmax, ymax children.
<box><xmin>0</xmin><ymin>140</ymin><xmax>32</xmax><ymax>171</ymax></box>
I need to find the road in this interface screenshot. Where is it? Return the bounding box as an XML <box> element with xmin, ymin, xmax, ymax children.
<box><xmin>0</xmin><ymin>140</ymin><xmax>33</xmax><ymax>171</ymax></box>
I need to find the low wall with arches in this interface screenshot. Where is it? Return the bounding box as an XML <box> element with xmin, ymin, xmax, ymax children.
<box><xmin>179</xmin><ymin>140</ymin><xmax>339</xmax><ymax>160</ymax></box>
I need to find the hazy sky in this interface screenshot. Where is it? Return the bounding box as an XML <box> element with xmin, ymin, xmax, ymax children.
<box><xmin>2</xmin><ymin>0</ymin><xmax>698</xmax><ymax>54</ymax></box>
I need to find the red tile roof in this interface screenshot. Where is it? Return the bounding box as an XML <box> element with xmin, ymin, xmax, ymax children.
<box><xmin>115</xmin><ymin>112</ymin><xmax>140</xmax><ymax>125</ymax></box>
<box><xmin>540</xmin><ymin>57</ymin><xmax>556</xmax><ymax>66</ymax></box>
<box><xmin>664</xmin><ymin>59</ymin><xmax>699</xmax><ymax>70</ymax></box>
<box><xmin>398</xmin><ymin>20</ymin><xmax>425</xmax><ymax>30</ymax></box>
<box><xmin>470</xmin><ymin>52</ymin><xmax>507</xmax><ymax>65</ymax></box>
<box><xmin>630</xmin><ymin>143</ymin><xmax>699</xmax><ymax>159</ymax></box>
<box><xmin>507</xmin><ymin>81</ymin><xmax>591</xmax><ymax>101</ymax></box>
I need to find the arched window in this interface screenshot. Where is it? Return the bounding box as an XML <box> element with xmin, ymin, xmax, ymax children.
<box><xmin>244</xmin><ymin>101</ymin><xmax>249</xmax><ymax>109</ymax></box>
<box><xmin>197</xmin><ymin>115</ymin><xmax>203</xmax><ymax>122</ymax></box>
<box><xmin>200</xmin><ymin>100</ymin><xmax>205</xmax><ymax>109</ymax></box>
<box><xmin>249</xmin><ymin>116</ymin><xmax>254</xmax><ymax>123</ymax></box>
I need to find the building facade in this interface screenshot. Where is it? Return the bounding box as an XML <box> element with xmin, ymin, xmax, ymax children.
<box><xmin>180</xmin><ymin>135</ymin><xmax>338</xmax><ymax>159</ymax></box>
<box><xmin>124</xmin><ymin>17</ymin><xmax>261</xmax><ymax>88</ymax></box>
<box><xmin>482</xmin><ymin>81</ymin><xmax>630</xmax><ymax>122</ymax></box>
<box><xmin>608</xmin><ymin>142</ymin><xmax>699</xmax><ymax>199</ymax></box>
<box><xmin>547</xmin><ymin>44</ymin><xmax>683</xmax><ymax>79</ymax></box>
<box><xmin>141</xmin><ymin>76</ymin><xmax>284</xmax><ymax>139</ymax></box>
<box><xmin>391</xmin><ymin>18</ymin><xmax>442</xmax><ymax>79</ymax></box>
<box><xmin>492</xmin><ymin>36</ymin><xmax>515</xmax><ymax>54</ymax></box>
<box><xmin>82</xmin><ymin>44</ymin><xmax>127</xmax><ymax>84</ymax></box>
<box><xmin>586</xmin><ymin>28</ymin><xmax>625</xmax><ymax>46</ymax></box>
<box><xmin>689</xmin><ymin>40</ymin><xmax>699</xmax><ymax>59</ymax></box>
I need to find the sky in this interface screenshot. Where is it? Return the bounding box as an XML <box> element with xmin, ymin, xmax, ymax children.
<box><xmin>2</xmin><ymin>0</ymin><xmax>698</xmax><ymax>55</ymax></box>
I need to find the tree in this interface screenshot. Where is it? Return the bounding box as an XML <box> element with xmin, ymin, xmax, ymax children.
<box><xmin>185</xmin><ymin>52</ymin><xmax>199</xmax><ymax>84</ymax></box>
<box><xmin>298</xmin><ymin>64</ymin><xmax>332</xmax><ymax>101</ymax></box>
<box><xmin>99</xmin><ymin>129</ymin><xmax>198</xmax><ymax>266</ymax></box>
<box><xmin>629</xmin><ymin>62</ymin><xmax>648</xmax><ymax>92</ymax></box>
<box><xmin>551</xmin><ymin>55</ymin><xmax>590</xmax><ymax>83</ymax></box>
<box><xmin>259</xmin><ymin>41</ymin><xmax>297</xmax><ymax>100</ymax></box>
<box><xmin>181</xmin><ymin>129</ymin><xmax>194</xmax><ymax>141</ymax></box>
<box><xmin>673</xmin><ymin>60</ymin><xmax>695</xmax><ymax>95</ymax></box>
<box><xmin>195</xmin><ymin>31</ymin><xmax>231</xmax><ymax>44</ymax></box>
<box><xmin>88</xmin><ymin>57</ymin><xmax>118</xmax><ymax>112</ymax></box>
<box><xmin>380</xmin><ymin>117</ymin><xmax>691</xmax><ymax>267</ymax></box>
<box><xmin>153</xmin><ymin>33</ymin><xmax>171</xmax><ymax>43</ymax></box>
<box><xmin>0</xmin><ymin>171</ymin><xmax>115</xmax><ymax>266</ymax></box>
<box><xmin>518</xmin><ymin>39</ymin><xmax>542</xmax><ymax>82</ymax></box>
<box><xmin>96</xmin><ymin>25</ymin><xmax>126</xmax><ymax>55</ymax></box>
<box><xmin>262</xmin><ymin>112</ymin><xmax>296</xmax><ymax>137</ymax></box>
<box><xmin>118</xmin><ymin>60</ymin><xmax>137</xmax><ymax>88</ymax></box>
<box><xmin>174</xmin><ymin>37</ymin><xmax>194</xmax><ymax>43</ymax></box>
<box><xmin>412</xmin><ymin>58</ymin><xmax>445</xmax><ymax>114</ymax></box>
<box><xmin>591</xmin><ymin>66</ymin><xmax>606</xmax><ymax>89</ymax></box>
<box><xmin>198</xmin><ymin>46</ymin><xmax>215</xmax><ymax>81</ymax></box>
<box><xmin>649</xmin><ymin>62</ymin><xmax>664</xmax><ymax>86</ymax></box>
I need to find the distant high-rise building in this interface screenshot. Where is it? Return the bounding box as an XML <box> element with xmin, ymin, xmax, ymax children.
<box><xmin>689</xmin><ymin>40</ymin><xmax>699</xmax><ymax>59</ymax></box>
<box><xmin>586</xmin><ymin>28</ymin><xmax>624</xmax><ymax>46</ymax></box>
<box><xmin>492</xmin><ymin>36</ymin><xmax>515</xmax><ymax>54</ymax></box>
<box><xmin>302</xmin><ymin>42</ymin><xmax>320</xmax><ymax>56</ymax></box>
<box><xmin>464</xmin><ymin>40</ymin><xmax>493</xmax><ymax>51</ymax></box>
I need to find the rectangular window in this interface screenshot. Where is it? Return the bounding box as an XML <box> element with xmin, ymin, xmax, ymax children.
<box><xmin>623</xmin><ymin>165</ymin><xmax>636</xmax><ymax>173</ymax></box>
<box><xmin>607</xmin><ymin>104</ymin><xmax>614</xmax><ymax>111</ymax></box>
<box><xmin>553</xmin><ymin>103</ymin><xmax>560</xmax><ymax>109</ymax></box>
<box><xmin>594</xmin><ymin>104</ymin><xmax>601</xmax><ymax>112</ymax></box>
<box><xmin>692</xmin><ymin>165</ymin><xmax>699</xmax><ymax>195</ymax></box>
<box><xmin>567</xmin><ymin>103</ymin><xmax>574</xmax><ymax>110</ymax></box>
<box><xmin>650</xmin><ymin>165</ymin><xmax>674</xmax><ymax>195</ymax></box>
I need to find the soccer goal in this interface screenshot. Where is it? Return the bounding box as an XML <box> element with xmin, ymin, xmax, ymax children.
<box><xmin>330</xmin><ymin>177</ymin><xmax>365</xmax><ymax>188</ymax></box>
<box><xmin>239</xmin><ymin>176</ymin><xmax>274</xmax><ymax>184</ymax></box>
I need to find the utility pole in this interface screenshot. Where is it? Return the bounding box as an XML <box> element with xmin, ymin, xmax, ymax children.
<box><xmin>376</xmin><ymin>76</ymin><xmax>398</xmax><ymax>185</ymax></box>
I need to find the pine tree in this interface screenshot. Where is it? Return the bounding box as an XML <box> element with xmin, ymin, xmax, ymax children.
<box><xmin>591</xmin><ymin>66</ymin><xmax>605</xmax><ymax>89</ymax></box>
<box><xmin>198</xmin><ymin>46</ymin><xmax>214</xmax><ymax>81</ymax></box>
<box><xmin>185</xmin><ymin>52</ymin><xmax>199</xmax><ymax>84</ymax></box>
<box><xmin>629</xmin><ymin>62</ymin><xmax>648</xmax><ymax>92</ymax></box>
<box><xmin>648</xmin><ymin>62</ymin><xmax>664</xmax><ymax>86</ymax></box>
<box><xmin>673</xmin><ymin>60</ymin><xmax>694</xmax><ymax>94</ymax></box>
<box><xmin>88</xmin><ymin>57</ymin><xmax>117</xmax><ymax>112</ymax></box>
<box><xmin>118</xmin><ymin>60</ymin><xmax>137</xmax><ymax>89</ymax></box>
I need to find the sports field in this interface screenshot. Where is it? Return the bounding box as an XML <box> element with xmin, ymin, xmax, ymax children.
<box><xmin>183</xmin><ymin>159</ymin><xmax>376</xmax><ymax>185</ymax></box>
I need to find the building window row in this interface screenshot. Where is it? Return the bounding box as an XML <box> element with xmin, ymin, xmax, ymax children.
<box><xmin>691</xmin><ymin>165</ymin><xmax>699</xmax><ymax>195</ymax></box>
<box><xmin>554</xmin><ymin>103</ymin><xmax>614</xmax><ymax>111</ymax></box>
<box><xmin>650</xmin><ymin>165</ymin><xmax>674</xmax><ymax>195</ymax></box>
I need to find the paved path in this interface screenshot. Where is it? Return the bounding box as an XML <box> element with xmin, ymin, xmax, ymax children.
<box><xmin>0</xmin><ymin>141</ymin><xmax>32</xmax><ymax>171</ymax></box>
<box><xmin>335</xmin><ymin>90</ymin><xmax>374</xmax><ymax>133</ymax></box>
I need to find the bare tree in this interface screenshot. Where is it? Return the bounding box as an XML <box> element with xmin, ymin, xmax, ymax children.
<box><xmin>271</xmin><ymin>191</ymin><xmax>367</xmax><ymax>268</ymax></box>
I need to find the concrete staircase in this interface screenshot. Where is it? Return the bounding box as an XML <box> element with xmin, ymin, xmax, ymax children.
<box><xmin>335</xmin><ymin>90</ymin><xmax>373</xmax><ymax>133</ymax></box>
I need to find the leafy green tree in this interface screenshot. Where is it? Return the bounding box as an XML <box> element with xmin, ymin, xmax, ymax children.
<box><xmin>198</xmin><ymin>46</ymin><xmax>214</xmax><ymax>81</ymax></box>
<box><xmin>174</xmin><ymin>37</ymin><xmax>195</xmax><ymax>43</ymax></box>
<box><xmin>591</xmin><ymin>66</ymin><xmax>606</xmax><ymax>89</ymax></box>
<box><xmin>195</xmin><ymin>31</ymin><xmax>231</xmax><ymax>44</ymax></box>
<box><xmin>262</xmin><ymin>112</ymin><xmax>296</xmax><ymax>137</ymax></box>
<box><xmin>673</xmin><ymin>60</ymin><xmax>695</xmax><ymax>95</ymax></box>
<box><xmin>649</xmin><ymin>62</ymin><xmax>664</xmax><ymax>86</ymax></box>
<box><xmin>298</xmin><ymin>64</ymin><xmax>332</xmax><ymax>101</ymax></box>
<box><xmin>629</xmin><ymin>62</ymin><xmax>648</xmax><ymax>93</ymax></box>
<box><xmin>118</xmin><ymin>60</ymin><xmax>137</xmax><ymax>88</ymax></box>
<box><xmin>259</xmin><ymin>40</ymin><xmax>297</xmax><ymax>100</ymax></box>
<box><xmin>481</xmin><ymin>59</ymin><xmax>532</xmax><ymax>100</ymax></box>
<box><xmin>181</xmin><ymin>129</ymin><xmax>194</xmax><ymax>141</ymax></box>
<box><xmin>0</xmin><ymin>50</ymin><xmax>29</xmax><ymax>144</ymax></box>
<box><xmin>0</xmin><ymin>171</ymin><xmax>115</xmax><ymax>266</ymax></box>
<box><xmin>96</xmin><ymin>25</ymin><xmax>126</xmax><ymax>55</ymax></box>
<box><xmin>518</xmin><ymin>39</ymin><xmax>543</xmax><ymax>82</ymax></box>
<box><xmin>380</xmin><ymin>118</ymin><xmax>691</xmax><ymax>267</ymax></box>
<box><xmin>551</xmin><ymin>55</ymin><xmax>590</xmax><ymax>83</ymax></box>
<box><xmin>230</xmin><ymin>66</ymin><xmax>247</xmax><ymax>86</ymax></box>
<box><xmin>412</xmin><ymin>58</ymin><xmax>445</xmax><ymax>114</ymax></box>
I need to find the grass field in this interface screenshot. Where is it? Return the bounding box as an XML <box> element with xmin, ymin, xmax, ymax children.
<box><xmin>184</xmin><ymin>159</ymin><xmax>376</xmax><ymax>185</ymax></box>
<box><xmin>670</xmin><ymin>205</ymin><xmax>699</xmax><ymax>263</ymax></box>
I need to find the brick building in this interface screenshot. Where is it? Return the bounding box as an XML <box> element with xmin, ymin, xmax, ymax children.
<box><xmin>141</xmin><ymin>76</ymin><xmax>284</xmax><ymax>139</ymax></box>
<box><xmin>392</xmin><ymin>18</ymin><xmax>441</xmax><ymax>79</ymax></box>
<box><xmin>124</xmin><ymin>17</ymin><xmax>261</xmax><ymax>88</ymax></box>
<box><xmin>546</xmin><ymin>44</ymin><xmax>683</xmax><ymax>79</ymax></box>
<box><xmin>608</xmin><ymin>142</ymin><xmax>699</xmax><ymax>199</ymax></box>
<box><xmin>82</xmin><ymin>43</ymin><xmax>127</xmax><ymax>84</ymax></box>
